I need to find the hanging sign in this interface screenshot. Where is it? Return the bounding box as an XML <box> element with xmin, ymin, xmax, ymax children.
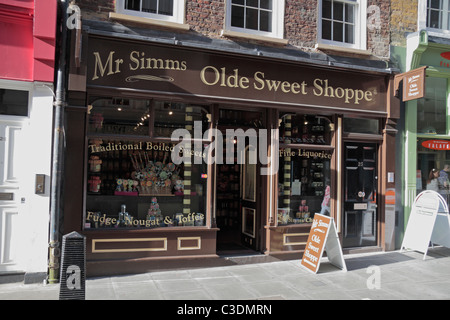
<box><xmin>401</xmin><ymin>190</ymin><xmax>450</xmax><ymax>260</ymax></box>
<box><xmin>301</xmin><ymin>214</ymin><xmax>347</xmax><ymax>274</ymax></box>
<box><xmin>394</xmin><ymin>66</ymin><xmax>427</xmax><ymax>102</ymax></box>
<box><xmin>421</xmin><ymin>140</ymin><xmax>450</xmax><ymax>151</ymax></box>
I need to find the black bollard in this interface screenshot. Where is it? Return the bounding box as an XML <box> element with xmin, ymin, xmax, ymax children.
<box><xmin>59</xmin><ymin>231</ymin><xmax>86</xmax><ymax>300</ymax></box>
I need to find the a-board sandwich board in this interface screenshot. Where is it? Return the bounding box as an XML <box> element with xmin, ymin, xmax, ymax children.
<box><xmin>301</xmin><ymin>213</ymin><xmax>347</xmax><ymax>274</ymax></box>
<box><xmin>401</xmin><ymin>190</ymin><xmax>450</xmax><ymax>260</ymax></box>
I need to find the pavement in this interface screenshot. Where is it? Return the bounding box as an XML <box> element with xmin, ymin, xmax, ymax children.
<box><xmin>1</xmin><ymin>247</ymin><xmax>450</xmax><ymax>301</ymax></box>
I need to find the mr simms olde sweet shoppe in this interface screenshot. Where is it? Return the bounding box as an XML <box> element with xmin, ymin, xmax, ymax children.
<box><xmin>63</xmin><ymin>25</ymin><xmax>398</xmax><ymax>276</ymax></box>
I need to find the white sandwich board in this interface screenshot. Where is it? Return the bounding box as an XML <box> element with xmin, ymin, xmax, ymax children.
<box><xmin>401</xmin><ymin>190</ymin><xmax>450</xmax><ymax>259</ymax></box>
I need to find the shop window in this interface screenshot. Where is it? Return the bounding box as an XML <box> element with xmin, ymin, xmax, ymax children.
<box><xmin>85</xmin><ymin>97</ymin><xmax>210</xmax><ymax>230</ymax></box>
<box><xmin>417</xmin><ymin>138</ymin><xmax>450</xmax><ymax>200</ymax></box>
<box><xmin>278</xmin><ymin>148</ymin><xmax>332</xmax><ymax>225</ymax></box>
<box><xmin>0</xmin><ymin>88</ymin><xmax>29</xmax><ymax>116</ymax></box>
<box><xmin>319</xmin><ymin>0</ymin><xmax>367</xmax><ymax>50</ymax></box>
<box><xmin>417</xmin><ymin>77</ymin><xmax>447</xmax><ymax>135</ymax></box>
<box><xmin>277</xmin><ymin>113</ymin><xmax>333</xmax><ymax>225</ymax></box>
<box><xmin>218</xmin><ymin>108</ymin><xmax>263</xmax><ymax>128</ymax></box>
<box><xmin>86</xmin><ymin>139</ymin><xmax>208</xmax><ymax>229</ymax></box>
<box><xmin>154</xmin><ymin>101</ymin><xmax>210</xmax><ymax>138</ymax></box>
<box><xmin>88</xmin><ymin>98</ymin><xmax>210</xmax><ymax>138</ymax></box>
<box><xmin>116</xmin><ymin>0</ymin><xmax>185</xmax><ymax>24</ymax></box>
<box><xmin>344</xmin><ymin>118</ymin><xmax>379</xmax><ymax>134</ymax></box>
<box><xmin>88</xmin><ymin>98</ymin><xmax>151</xmax><ymax>136</ymax></box>
<box><xmin>279</xmin><ymin>114</ymin><xmax>333</xmax><ymax>145</ymax></box>
<box><xmin>225</xmin><ymin>0</ymin><xmax>285</xmax><ymax>39</ymax></box>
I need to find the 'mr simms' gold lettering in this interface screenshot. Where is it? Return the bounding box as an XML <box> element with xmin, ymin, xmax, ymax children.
<box><xmin>92</xmin><ymin>51</ymin><xmax>123</xmax><ymax>81</ymax></box>
<box><xmin>91</xmin><ymin>50</ymin><xmax>187</xmax><ymax>81</ymax></box>
<box><xmin>129</xmin><ymin>51</ymin><xmax>187</xmax><ymax>71</ymax></box>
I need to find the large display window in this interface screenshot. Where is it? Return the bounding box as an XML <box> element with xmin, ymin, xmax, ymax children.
<box><xmin>417</xmin><ymin>138</ymin><xmax>450</xmax><ymax>202</ymax></box>
<box><xmin>417</xmin><ymin>77</ymin><xmax>447</xmax><ymax>135</ymax></box>
<box><xmin>85</xmin><ymin>97</ymin><xmax>210</xmax><ymax>229</ymax></box>
<box><xmin>277</xmin><ymin>113</ymin><xmax>333</xmax><ymax>225</ymax></box>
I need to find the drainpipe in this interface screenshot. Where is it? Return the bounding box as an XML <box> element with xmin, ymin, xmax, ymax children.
<box><xmin>48</xmin><ymin>0</ymin><xmax>69</xmax><ymax>284</ymax></box>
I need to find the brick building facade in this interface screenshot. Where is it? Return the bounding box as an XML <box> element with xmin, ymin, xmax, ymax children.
<box><xmin>75</xmin><ymin>0</ymin><xmax>391</xmax><ymax>58</ymax></box>
<box><xmin>390</xmin><ymin>0</ymin><xmax>418</xmax><ymax>47</ymax></box>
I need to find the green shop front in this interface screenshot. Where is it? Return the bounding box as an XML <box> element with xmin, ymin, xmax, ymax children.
<box><xmin>63</xmin><ymin>28</ymin><xmax>399</xmax><ymax>276</ymax></box>
<box><xmin>403</xmin><ymin>31</ymin><xmax>450</xmax><ymax>239</ymax></box>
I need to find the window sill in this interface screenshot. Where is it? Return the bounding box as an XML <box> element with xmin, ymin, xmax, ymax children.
<box><xmin>109</xmin><ymin>12</ymin><xmax>190</xmax><ymax>31</ymax></box>
<box><xmin>425</xmin><ymin>28</ymin><xmax>450</xmax><ymax>38</ymax></box>
<box><xmin>315</xmin><ymin>43</ymin><xmax>371</xmax><ymax>56</ymax></box>
<box><xmin>221</xmin><ymin>29</ymin><xmax>289</xmax><ymax>46</ymax></box>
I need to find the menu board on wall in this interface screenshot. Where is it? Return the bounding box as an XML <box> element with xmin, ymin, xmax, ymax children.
<box><xmin>301</xmin><ymin>214</ymin><xmax>347</xmax><ymax>274</ymax></box>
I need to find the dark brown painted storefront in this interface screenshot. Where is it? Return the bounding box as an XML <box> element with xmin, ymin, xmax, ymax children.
<box><xmin>64</xmin><ymin>33</ymin><xmax>399</xmax><ymax>277</ymax></box>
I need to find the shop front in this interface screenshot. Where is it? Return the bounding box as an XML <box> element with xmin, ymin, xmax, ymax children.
<box><xmin>403</xmin><ymin>31</ymin><xmax>450</xmax><ymax>241</ymax></box>
<box><xmin>64</xmin><ymin>28</ymin><xmax>398</xmax><ymax>276</ymax></box>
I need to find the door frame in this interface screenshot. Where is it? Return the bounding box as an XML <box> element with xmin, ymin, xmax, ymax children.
<box><xmin>341</xmin><ymin>133</ymin><xmax>384</xmax><ymax>249</ymax></box>
<box><xmin>213</xmin><ymin>105</ymin><xmax>268</xmax><ymax>253</ymax></box>
<box><xmin>241</xmin><ymin>143</ymin><xmax>261</xmax><ymax>250</ymax></box>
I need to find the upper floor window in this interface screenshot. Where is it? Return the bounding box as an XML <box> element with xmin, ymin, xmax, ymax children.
<box><xmin>116</xmin><ymin>0</ymin><xmax>185</xmax><ymax>24</ymax></box>
<box><xmin>125</xmin><ymin>0</ymin><xmax>173</xmax><ymax>16</ymax></box>
<box><xmin>319</xmin><ymin>0</ymin><xmax>367</xmax><ymax>50</ymax></box>
<box><xmin>427</xmin><ymin>0</ymin><xmax>450</xmax><ymax>30</ymax></box>
<box><xmin>225</xmin><ymin>0</ymin><xmax>285</xmax><ymax>39</ymax></box>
